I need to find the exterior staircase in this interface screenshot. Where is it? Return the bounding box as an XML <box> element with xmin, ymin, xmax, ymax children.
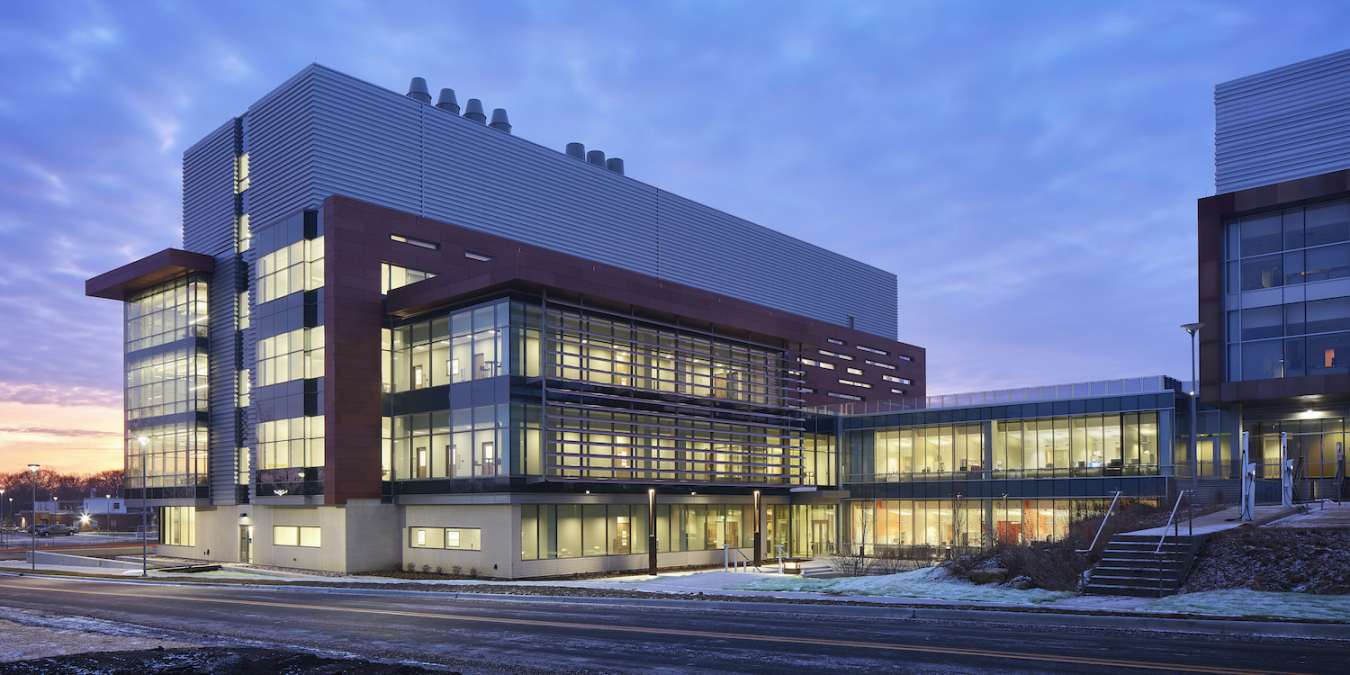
<box><xmin>1083</xmin><ymin>533</ymin><xmax>1206</xmax><ymax>597</ymax></box>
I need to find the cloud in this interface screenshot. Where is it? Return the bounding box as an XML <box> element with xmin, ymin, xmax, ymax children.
<box><xmin>0</xmin><ymin>427</ymin><xmax>118</xmax><ymax>438</ymax></box>
<box><xmin>0</xmin><ymin>383</ymin><xmax>120</xmax><ymax>408</ymax></box>
<box><xmin>1</xmin><ymin>0</ymin><xmax>1349</xmax><ymax>440</ymax></box>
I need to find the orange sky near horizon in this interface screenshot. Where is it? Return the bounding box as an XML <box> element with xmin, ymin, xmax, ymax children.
<box><xmin>0</xmin><ymin>399</ymin><xmax>123</xmax><ymax>475</ymax></box>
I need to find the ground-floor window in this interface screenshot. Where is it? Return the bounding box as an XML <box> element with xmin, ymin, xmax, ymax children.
<box><xmin>766</xmin><ymin>504</ymin><xmax>836</xmax><ymax>558</ymax></box>
<box><xmin>273</xmin><ymin>525</ymin><xmax>320</xmax><ymax>547</ymax></box>
<box><xmin>160</xmin><ymin>506</ymin><xmax>195</xmax><ymax>546</ymax></box>
<box><xmin>409</xmin><ymin>526</ymin><xmax>481</xmax><ymax>550</ymax></box>
<box><xmin>846</xmin><ymin>497</ymin><xmax>1130</xmax><ymax>554</ymax></box>
<box><xmin>521</xmin><ymin>503</ymin><xmax>756</xmax><ymax>560</ymax></box>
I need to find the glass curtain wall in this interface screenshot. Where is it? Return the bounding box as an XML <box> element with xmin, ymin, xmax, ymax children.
<box><xmin>766</xmin><ymin>504</ymin><xmax>836</xmax><ymax>557</ymax></box>
<box><xmin>251</xmin><ymin>211</ymin><xmax>325</xmax><ymax>491</ymax></box>
<box><xmin>124</xmin><ymin>275</ymin><xmax>210</xmax><ymax>497</ymax></box>
<box><xmin>851</xmin><ymin>413</ymin><xmax>1160</xmax><ymax>481</ymax></box>
<box><xmin>1225</xmin><ymin>200</ymin><xmax>1350</xmax><ymax>381</ymax></box>
<box><xmin>1243</xmin><ymin>418</ymin><xmax>1345</xmax><ymax>480</ymax></box>
<box><xmin>847</xmin><ymin>498</ymin><xmax>1125</xmax><ymax>553</ymax></box>
<box><xmin>994</xmin><ymin>413</ymin><xmax>1158</xmax><ymax>477</ymax></box>
<box><xmin>521</xmin><ymin>503</ymin><xmax>756</xmax><ymax>560</ymax></box>
<box><xmin>387</xmin><ymin>300</ymin><xmax>536</xmax><ymax>392</ymax></box>
<box><xmin>543</xmin><ymin>302</ymin><xmax>807</xmax><ymax>485</ymax></box>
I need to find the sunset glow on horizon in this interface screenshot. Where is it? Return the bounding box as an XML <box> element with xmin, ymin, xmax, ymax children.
<box><xmin>5</xmin><ymin>2</ymin><xmax>1350</xmax><ymax>474</ymax></box>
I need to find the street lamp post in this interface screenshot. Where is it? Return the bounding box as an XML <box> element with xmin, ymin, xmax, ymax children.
<box><xmin>138</xmin><ymin>435</ymin><xmax>150</xmax><ymax>578</ymax></box>
<box><xmin>0</xmin><ymin>488</ymin><xmax>5</xmax><ymax>547</ymax></box>
<box><xmin>1182</xmin><ymin>322</ymin><xmax>1205</xmax><ymax>530</ymax></box>
<box><xmin>27</xmin><ymin>464</ymin><xmax>38</xmax><ymax>571</ymax></box>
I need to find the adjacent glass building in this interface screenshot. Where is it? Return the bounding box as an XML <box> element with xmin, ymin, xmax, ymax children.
<box><xmin>814</xmin><ymin>377</ymin><xmax>1180</xmax><ymax>556</ymax></box>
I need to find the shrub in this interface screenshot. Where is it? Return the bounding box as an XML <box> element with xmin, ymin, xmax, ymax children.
<box><xmin>421</xmin><ymin>564</ymin><xmax>431</xmax><ymax>574</ymax></box>
<box><xmin>436</xmin><ymin>566</ymin><xmax>444</xmax><ymax>575</ymax></box>
<box><xmin>468</xmin><ymin>566</ymin><xmax>479</xmax><ymax>578</ymax></box>
<box><xmin>451</xmin><ymin>565</ymin><xmax>462</xmax><ymax>576</ymax></box>
<box><xmin>406</xmin><ymin>562</ymin><xmax>416</xmax><ymax>572</ymax></box>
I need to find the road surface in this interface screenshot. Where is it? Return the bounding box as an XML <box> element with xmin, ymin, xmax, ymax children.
<box><xmin>0</xmin><ymin>574</ymin><xmax>1342</xmax><ymax>674</ymax></box>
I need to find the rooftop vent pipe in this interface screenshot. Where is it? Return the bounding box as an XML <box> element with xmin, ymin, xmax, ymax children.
<box><xmin>435</xmin><ymin>88</ymin><xmax>460</xmax><ymax>114</ymax></box>
<box><xmin>407</xmin><ymin>78</ymin><xmax>431</xmax><ymax>104</ymax></box>
<box><xmin>565</xmin><ymin>142</ymin><xmax>586</xmax><ymax>160</ymax></box>
<box><xmin>606</xmin><ymin>158</ymin><xmax>625</xmax><ymax>175</ymax></box>
<box><xmin>464</xmin><ymin>99</ymin><xmax>486</xmax><ymax>124</ymax></box>
<box><xmin>587</xmin><ymin>150</ymin><xmax>606</xmax><ymax>166</ymax></box>
<box><xmin>489</xmin><ymin>108</ymin><xmax>511</xmax><ymax>133</ymax></box>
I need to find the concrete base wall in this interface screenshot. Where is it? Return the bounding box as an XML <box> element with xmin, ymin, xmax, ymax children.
<box><xmin>26</xmin><ymin>551</ymin><xmax>144</xmax><ymax>570</ymax></box>
<box><xmin>176</xmin><ymin>499</ymin><xmax>773</xmax><ymax>578</ymax></box>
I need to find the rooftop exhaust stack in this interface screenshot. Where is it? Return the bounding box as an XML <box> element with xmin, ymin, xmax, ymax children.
<box><xmin>565</xmin><ymin>142</ymin><xmax>585</xmax><ymax>159</ymax></box>
<box><xmin>606</xmin><ymin>158</ymin><xmax>625</xmax><ymax>175</ymax></box>
<box><xmin>435</xmin><ymin>88</ymin><xmax>460</xmax><ymax>114</ymax></box>
<box><xmin>407</xmin><ymin>77</ymin><xmax>431</xmax><ymax>104</ymax></box>
<box><xmin>587</xmin><ymin>150</ymin><xmax>606</xmax><ymax>166</ymax></box>
<box><xmin>464</xmin><ymin>99</ymin><xmax>486</xmax><ymax>124</ymax></box>
<box><xmin>489</xmin><ymin>108</ymin><xmax>511</xmax><ymax>133</ymax></box>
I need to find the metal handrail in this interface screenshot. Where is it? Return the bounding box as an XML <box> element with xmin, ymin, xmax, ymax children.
<box><xmin>723</xmin><ymin>544</ymin><xmax>758</xmax><ymax>572</ymax></box>
<box><xmin>1076</xmin><ymin>490</ymin><xmax>1123</xmax><ymax>553</ymax></box>
<box><xmin>1154</xmin><ymin>490</ymin><xmax>1190</xmax><ymax>555</ymax></box>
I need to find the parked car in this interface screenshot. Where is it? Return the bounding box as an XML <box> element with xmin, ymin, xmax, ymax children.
<box><xmin>38</xmin><ymin>524</ymin><xmax>75</xmax><ymax>537</ymax></box>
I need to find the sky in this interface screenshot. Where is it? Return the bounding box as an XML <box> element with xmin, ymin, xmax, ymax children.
<box><xmin>2</xmin><ymin>0</ymin><xmax>1350</xmax><ymax>474</ymax></box>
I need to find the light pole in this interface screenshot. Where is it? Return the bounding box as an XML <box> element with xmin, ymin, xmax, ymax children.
<box><xmin>1182</xmin><ymin>323</ymin><xmax>1204</xmax><ymax>519</ymax></box>
<box><xmin>27</xmin><ymin>464</ymin><xmax>38</xmax><ymax>571</ymax></box>
<box><xmin>0</xmin><ymin>488</ymin><xmax>5</xmax><ymax>547</ymax></box>
<box><xmin>138</xmin><ymin>435</ymin><xmax>150</xmax><ymax>577</ymax></box>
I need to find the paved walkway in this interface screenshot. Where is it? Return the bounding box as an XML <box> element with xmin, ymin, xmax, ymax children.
<box><xmin>1127</xmin><ymin>504</ymin><xmax>1298</xmax><ymax>537</ymax></box>
<box><xmin>1267</xmin><ymin>501</ymin><xmax>1350</xmax><ymax>528</ymax></box>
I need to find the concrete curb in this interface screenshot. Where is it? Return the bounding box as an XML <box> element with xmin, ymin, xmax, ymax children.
<box><xmin>16</xmin><ymin>572</ymin><xmax>1344</xmax><ymax>640</ymax></box>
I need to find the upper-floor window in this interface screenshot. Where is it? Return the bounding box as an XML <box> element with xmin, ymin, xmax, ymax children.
<box><xmin>235</xmin><ymin>153</ymin><xmax>250</xmax><ymax>193</ymax></box>
<box><xmin>1225</xmin><ymin>200</ymin><xmax>1350</xmax><ymax>381</ymax></box>
<box><xmin>390</xmin><ymin>233</ymin><xmax>440</xmax><ymax>250</ymax></box>
<box><xmin>381</xmin><ymin>262</ymin><xmax>437</xmax><ymax>294</ymax></box>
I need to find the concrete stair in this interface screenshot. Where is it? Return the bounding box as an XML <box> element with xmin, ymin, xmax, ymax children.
<box><xmin>1083</xmin><ymin>533</ymin><xmax>1205</xmax><ymax>597</ymax></box>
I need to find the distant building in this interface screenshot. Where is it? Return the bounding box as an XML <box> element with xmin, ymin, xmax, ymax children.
<box><xmin>1198</xmin><ymin>48</ymin><xmax>1350</xmax><ymax>501</ymax></box>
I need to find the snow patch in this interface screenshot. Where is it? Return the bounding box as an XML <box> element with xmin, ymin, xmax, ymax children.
<box><xmin>725</xmin><ymin>567</ymin><xmax>1075</xmax><ymax>605</ymax></box>
<box><xmin>1143</xmin><ymin>589</ymin><xmax>1350</xmax><ymax>623</ymax></box>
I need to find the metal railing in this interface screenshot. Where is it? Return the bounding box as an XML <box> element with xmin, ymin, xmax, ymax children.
<box><xmin>1077</xmin><ymin>490</ymin><xmax>1123</xmax><ymax>553</ymax></box>
<box><xmin>1155</xmin><ymin>490</ymin><xmax>1192</xmax><ymax>555</ymax></box>
<box><xmin>810</xmin><ymin>376</ymin><xmax>1180</xmax><ymax>416</ymax></box>
<box><xmin>1154</xmin><ymin>490</ymin><xmax>1192</xmax><ymax>597</ymax></box>
<box><xmin>723</xmin><ymin>544</ymin><xmax>759</xmax><ymax>572</ymax></box>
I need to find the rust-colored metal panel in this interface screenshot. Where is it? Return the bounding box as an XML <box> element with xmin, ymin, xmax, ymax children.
<box><xmin>86</xmin><ymin>248</ymin><xmax>216</xmax><ymax>300</ymax></box>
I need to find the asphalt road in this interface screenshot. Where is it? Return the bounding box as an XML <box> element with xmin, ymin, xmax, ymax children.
<box><xmin>0</xmin><ymin>574</ymin><xmax>1343</xmax><ymax>675</ymax></box>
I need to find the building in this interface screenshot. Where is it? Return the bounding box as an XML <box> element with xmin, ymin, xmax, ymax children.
<box><xmin>87</xmin><ymin>65</ymin><xmax>924</xmax><ymax>575</ymax></box>
<box><xmin>1197</xmin><ymin>48</ymin><xmax>1350</xmax><ymax>500</ymax></box>
<box><xmin>814</xmin><ymin>376</ymin><xmax>1182</xmax><ymax>555</ymax></box>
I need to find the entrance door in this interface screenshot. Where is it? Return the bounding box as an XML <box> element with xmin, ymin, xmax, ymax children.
<box><xmin>239</xmin><ymin>525</ymin><xmax>253</xmax><ymax>564</ymax></box>
<box><xmin>811</xmin><ymin>519</ymin><xmax>834</xmax><ymax>556</ymax></box>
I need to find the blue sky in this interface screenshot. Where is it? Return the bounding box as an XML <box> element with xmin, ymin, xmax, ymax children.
<box><xmin>2</xmin><ymin>1</ymin><xmax>1349</xmax><ymax>471</ymax></box>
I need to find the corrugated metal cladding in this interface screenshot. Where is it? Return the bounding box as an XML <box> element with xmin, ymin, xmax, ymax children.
<box><xmin>206</xmin><ymin>254</ymin><xmax>241</xmax><ymax>504</ymax></box>
<box><xmin>182</xmin><ymin>117</ymin><xmax>246</xmax><ymax>504</ymax></box>
<box><xmin>237</xmin><ymin>64</ymin><xmax>898</xmax><ymax>339</ymax></box>
<box><xmin>182</xmin><ymin>120</ymin><xmax>237</xmax><ymax>255</ymax></box>
<box><xmin>1216</xmin><ymin>48</ymin><xmax>1350</xmax><ymax>194</ymax></box>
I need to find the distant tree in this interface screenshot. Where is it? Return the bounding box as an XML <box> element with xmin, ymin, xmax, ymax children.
<box><xmin>0</xmin><ymin>468</ymin><xmax>124</xmax><ymax>520</ymax></box>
